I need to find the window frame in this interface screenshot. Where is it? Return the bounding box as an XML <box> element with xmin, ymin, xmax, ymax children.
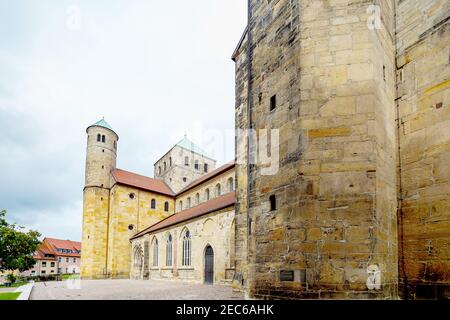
<box><xmin>152</xmin><ymin>238</ymin><xmax>158</xmax><ymax>267</ymax></box>
<box><xmin>166</xmin><ymin>234</ymin><xmax>173</xmax><ymax>266</ymax></box>
<box><xmin>182</xmin><ymin>230</ymin><xmax>192</xmax><ymax>266</ymax></box>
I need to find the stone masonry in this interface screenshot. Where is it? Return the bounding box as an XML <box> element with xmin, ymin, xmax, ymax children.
<box><xmin>233</xmin><ymin>0</ymin><xmax>449</xmax><ymax>300</ymax></box>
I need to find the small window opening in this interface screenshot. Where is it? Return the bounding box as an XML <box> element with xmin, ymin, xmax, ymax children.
<box><xmin>102</xmin><ymin>135</ymin><xmax>106</xmax><ymax>143</ymax></box>
<box><xmin>270</xmin><ymin>95</ymin><xmax>277</xmax><ymax>111</ymax></box>
<box><xmin>270</xmin><ymin>195</ymin><xmax>277</xmax><ymax>211</ymax></box>
<box><xmin>129</xmin><ymin>193</ymin><xmax>135</xmax><ymax>199</ymax></box>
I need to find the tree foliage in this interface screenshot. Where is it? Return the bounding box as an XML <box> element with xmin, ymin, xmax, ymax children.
<box><xmin>0</xmin><ymin>209</ymin><xmax>41</xmax><ymax>272</ymax></box>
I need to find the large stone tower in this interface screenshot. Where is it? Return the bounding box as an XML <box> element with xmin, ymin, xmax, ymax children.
<box><xmin>81</xmin><ymin>118</ymin><xmax>119</xmax><ymax>279</ymax></box>
<box><xmin>233</xmin><ymin>0</ymin><xmax>399</xmax><ymax>299</ymax></box>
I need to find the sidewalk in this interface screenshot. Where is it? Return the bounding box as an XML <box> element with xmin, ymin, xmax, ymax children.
<box><xmin>14</xmin><ymin>281</ymin><xmax>34</xmax><ymax>300</ymax></box>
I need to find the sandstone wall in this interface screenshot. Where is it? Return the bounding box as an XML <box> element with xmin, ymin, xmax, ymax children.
<box><xmin>130</xmin><ymin>207</ymin><xmax>235</xmax><ymax>284</ymax></box>
<box><xmin>106</xmin><ymin>185</ymin><xmax>174</xmax><ymax>278</ymax></box>
<box><xmin>396</xmin><ymin>0</ymin><xmax>450</xmax><ymax>299</ymax></box>
<box><xmin>81</xmin><ymin>187</ymin><xmax>110</xmax><ymax>279</ymax></box>
<box><xmin>175</xmin><ymin>168</ymin><xmax>235</xmax><ymax>212</ymax></box>
<box><xmin>234</xmin><ymin>0</ymin><xmax>399</xmax><ymax>299</ymax></box>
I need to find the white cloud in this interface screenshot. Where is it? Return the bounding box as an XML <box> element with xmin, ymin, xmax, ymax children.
<box><xmin>0</xmin><ymin>0</ymin><xmax>246</xmax><ymax>241</ymax></box>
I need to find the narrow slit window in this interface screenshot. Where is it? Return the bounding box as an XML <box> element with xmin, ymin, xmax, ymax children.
<box><xmin>270</xmin><ymin>195</ymin><xmax>277</xmax><ymax>211</ymax></box>
<box><xmin>270</xmin><ymin>95</ymin><xmax>277</xmax><ymax>111</ymax></box>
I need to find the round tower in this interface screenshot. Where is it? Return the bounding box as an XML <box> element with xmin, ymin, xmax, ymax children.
<box><xmin>81</xmin><ymin>118</ymin><xmax>118</xmax><ymax>279</ymax></box>
<box><xmin>85</xmin><ymin>118</ymin><xmax>119</xmax><ymax>188</ymax></box>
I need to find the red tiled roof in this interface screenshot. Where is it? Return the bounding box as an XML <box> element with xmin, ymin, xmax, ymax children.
<box><xmin>131</xmin><ymin>192</ymin><xmax>235</xmax><ymax>239</ymax></box>
<box><xmin>112</xmin><ymin>169</ymin><xmax>175</xmax><ymax>196</ymax></box>
<box><xmin>33</xmin><ymin>250</ymin><xmax>56</xmax><ymax>261</ymax></box>
<box><xmin>44</xmin><ymin>238</ymin><xmax>81</xmax><ymax>257</ymax></box>
<box><xmin>177</xmin><ymin>161</ymin><xmax>235</xmax><ymax>195</ymax></box>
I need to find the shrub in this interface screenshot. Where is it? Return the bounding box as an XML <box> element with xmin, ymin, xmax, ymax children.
<box><xmin>6</xmin><ymin>274</ymin><xmax>16</xmax><ymax>284</ymax></box>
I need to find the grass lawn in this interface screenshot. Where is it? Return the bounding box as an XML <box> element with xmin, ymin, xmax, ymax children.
<box><xmin>0</xmin><ymin>292</ymin><xmax>21</xmax><ymax>300</ymax></box>
<box><xmin>0</xmin><ymin>282</ymin><xmax>27</xmax><ymax>288</ymax></box>
<box><xmin>62</xmin><ymin>274</ymin><xmax>80</xmax><ymax>280</ymax></box>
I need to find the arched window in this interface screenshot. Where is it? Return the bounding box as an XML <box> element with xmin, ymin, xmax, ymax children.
<box><xmin>97</xmin><ymin>134</ymin><xmax>101</xmax><ymax>142</ymax></box>
<box><xmin>166</xmin><ymin>234</ymin><xmax>172</xmax><ymax>266</ymax></box>
<box><xmin>204</xmin><ymin>163</ymin><xmax>208</xmax><ymax>173</ymax></box>
<box><xmin>215</xmin><ymin>184</ymin><xmax>221</xmax><ymax>197</ymax></box>
<box><xmin>133</xmin><ymin>246</ymin><xmax>143</xmax><ymax>269</ymax></box>
<box><xmin>163</xmin><ymin>162</ymin><xmax>166</xmax><ymax>171</ymax></box>
<box><xmin>152</xmin><ymin>238</ymin><xmax>158</xmax><ymax>267</ymax></box>
<box><xmin>228</xmin><ymin>178</ymin><xmax>234</xmax><ymax>192</ymax></box>
<box><xmin>151</xmin><ymin>199</ymin><xmax>156</xmax><ymax>209</ymax></box>
<box><xmin>187</xmin><ymin>197</ymin><xmax>191</xmax><ymax>208</ymax></box>
<box><xmin>179</xmin><ymin>201</ymin><xmax>183</xmax><ymax>211</ymax></box>
<box><xmin>205</xmin><ymin>189</ymin><xmax>210</xmax><ymax>201</ymax></box>
<box><xmin>164</xmin><ymin>201</ymin><xmax>169</xmax><ymax>212</ymax></box>
<box><xmin>182</xmin><ymin>230</ymin><xmax>191</xmax><ymax>266</ymax></box>
<box><xmin>102</xmin><ymin>135</ymin><xmax>106</xmax><ymax>143</ymax></box>
<box><xmin>169</xmin><ymin>157</ymin><xmax>172</xmax><ymax>166</ymax></box>
<box><xmin>184</xmin><ymin>156</ymin><xmax>189</xmax><ymax>166</ymax></box>
<box><xmin>195</xmin><ymin>193</ymin><xmax>200</xmax><ymax>205</ymax></box>
<box><xmin>158</xmin><ymin>166</ymin><xmax>161</xmax><ymax>175</ymax></box>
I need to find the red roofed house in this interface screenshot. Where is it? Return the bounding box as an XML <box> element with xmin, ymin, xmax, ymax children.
<box><xmin>22</xmin><ymin>238</ymin><xmax>81</xmax><ymax>277</ymax></box>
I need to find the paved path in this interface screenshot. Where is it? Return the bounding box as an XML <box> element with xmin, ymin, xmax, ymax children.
<box><xmin>30</xmin><ymin>279</ymin><xmax>244</xmax><ymax>300</ymax></box>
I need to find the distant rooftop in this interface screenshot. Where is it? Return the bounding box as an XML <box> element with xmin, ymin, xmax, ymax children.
<box><xmin>176</xmin><ymin>135</ymin><xmax>209</xmax><ymax>157</ymax></box>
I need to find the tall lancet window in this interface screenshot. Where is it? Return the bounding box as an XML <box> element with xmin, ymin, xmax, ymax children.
<box><xmin>182</xmin><ymin>230</ymin><xmax>191</xmax><ymax>266</ymax></box>
<box><xmin>166</xmin><ymin>234</ymin><xmax>172</xmax><ymax>266</ymax></box>
<box><xmin>152</xmin><ymin>238</ymin><xmax>158</xmax><ymax>267</ymax></box>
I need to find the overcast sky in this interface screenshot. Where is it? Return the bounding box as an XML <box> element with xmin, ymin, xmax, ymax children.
<box><xmin>0</xmin><ymin>0</ymin><xmax>246</xmax><ymax>241</ymax></box>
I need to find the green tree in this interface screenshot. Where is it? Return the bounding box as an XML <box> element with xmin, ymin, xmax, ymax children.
<box><xmin>0</xmin><ymin>209</ymin><xmax>41</xmax><ymax>272</ymax></box>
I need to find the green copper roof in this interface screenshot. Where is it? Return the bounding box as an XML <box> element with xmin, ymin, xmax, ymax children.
<box><xmin>176</xmin><ymin>136</ymin><xmax>209</xmax><ymax>157</ymax></box>
<box><xmin>88</xmin><ymin>118</ymin><xmax>115</xmax><ymax>132</ymax></box>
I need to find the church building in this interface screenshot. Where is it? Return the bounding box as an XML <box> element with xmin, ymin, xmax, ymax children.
<box><xmin>81</xmin><ymin>119</ymin><xmax>236</xmax><ymax>284</ymax></box>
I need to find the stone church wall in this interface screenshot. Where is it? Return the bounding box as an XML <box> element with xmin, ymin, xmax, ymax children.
<box><xmin>395</xmin><ymin>0</ymin><xmax>450</xmax><ymax>299</ymax></box>
<box><xmin>130</xmin><ymin>207</ymin><xmax>235</xmax><ymax>285</ymax></box>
